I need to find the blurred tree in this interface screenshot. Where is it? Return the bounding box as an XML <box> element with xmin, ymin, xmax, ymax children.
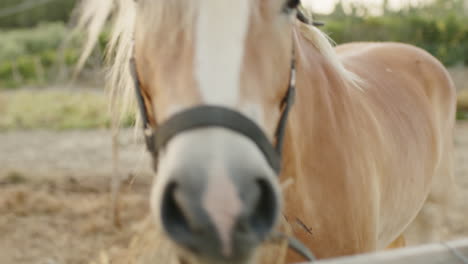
<box><xmin>0</xmin><ymin>0</ymin><xmax>76</xmax><ymax>28</ymax></box>
<box><xmin>317</xmin><ymin>0</ymin><xmax>468</xmax><ymax>66</ymax></box>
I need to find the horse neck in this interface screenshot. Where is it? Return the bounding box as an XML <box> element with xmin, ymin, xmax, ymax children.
<box><xmin>282</xmin><ymin>31</ymin><xmax>373</xmax><ymax>211</ymax></box>
<box><xmin>284</xmin><ymin>33</ymin><xmax>355</xmax><ymax>175</ymax></box>
<box><xmin>284</xmin><ymin>36</ymin><xmax>375</xmax><ymax>186</ymax></box>
<box><xmin>278</xmin><ymin>35</ymin><xmax>381</xmax><ymax>259</ymax></box>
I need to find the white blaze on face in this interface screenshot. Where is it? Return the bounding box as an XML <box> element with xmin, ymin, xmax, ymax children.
<box><xmin>195</xmin><ymin>0</ymin><xmax>251</xmax><ymax>106</ymax></box>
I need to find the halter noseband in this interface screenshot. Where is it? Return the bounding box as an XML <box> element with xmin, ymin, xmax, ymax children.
<box><xmin>129</xmin><ymin>5</ymin><xmax>325</xmax><ymax>175</ymax></box>
<box><xmin>130</xmin><ymin>48</ymin><xmax>295</xmax><ymax>174</ymax></box>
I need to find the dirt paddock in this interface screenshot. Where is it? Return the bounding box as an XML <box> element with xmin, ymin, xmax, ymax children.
<box><xmin>1</xmin><ymin>123</ymin><xmax>468</xmax><ymax>264</ymax></box>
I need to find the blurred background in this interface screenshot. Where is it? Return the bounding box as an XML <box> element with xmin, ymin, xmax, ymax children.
<box><xmin>0</xmin><ymin>0</ymin><xmax>467</xmax><ymax>263</ymax></box>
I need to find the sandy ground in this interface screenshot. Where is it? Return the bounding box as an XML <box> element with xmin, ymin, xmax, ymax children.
<box><xmin>0</xmin><ymin>123</ymin><xmax>467</xmax><ymax>264</ymax></box>
<box><xmin>0</xmin><ymin>129</ymin><xmax>154</xmax><ymax>264</ymax></box>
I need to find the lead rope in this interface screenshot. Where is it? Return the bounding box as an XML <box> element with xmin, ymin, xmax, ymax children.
<box><xmin>269</xmin><ymin>232</ymin><xmax>317</xmax><ymax>263</ymax></box>
<box><xmin>288</xmin><ymin>236</ymin><xmax>317</xmax><ymax>262</ymax></box>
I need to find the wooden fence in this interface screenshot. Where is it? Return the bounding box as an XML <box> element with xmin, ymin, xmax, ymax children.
<box><xmin>306</xmin><ymin>239</ymin><xmax>468</xmax><ymax>264</ymax></box>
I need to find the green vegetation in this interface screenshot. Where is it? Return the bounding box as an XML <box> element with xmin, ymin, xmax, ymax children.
<box><xmin>0</xmin><ymin>22</ymin><xmax>97</xmax><ymax>89</ymax></box>
<box><xmin>319</xmin><ymin>0</ymin><xmax>468</xmax><ymax>66</ymax></box>
<box><xmin>0</xmin><ymin>0</ymin><xmax>76</xmax><ymax>28</ymax></box>
<box><xmin>0</xmin><ymin>89</ymin><xmax>135</xmax><ymax>131</ymax></box>
<box><xmin>1</xmin><ymin>0</ymin><xmax>466</xmax><ymax>89</ymax></box>
<box><xmin>458</xmin><ymin>90</ymin><xmax>468</xmax><ymax>120</ymax></box>
<box><xmin>0</xmin><ymin>22</ymin><xmax>66</xmax><ymax>61</ymax></box>
<box><xmin>0</xmin><ymin>0</ymin><xmax>466</xmax><ymax>129</ymax></box>
<box><xmin>0</xmin><ymin>88</ymin><xmax>464</xmax><ymax>131</ymax></box>
<box><xmin>0</xmin><ymin>1</ymin><xmax>83</xmax><ymax>88</ymax></box>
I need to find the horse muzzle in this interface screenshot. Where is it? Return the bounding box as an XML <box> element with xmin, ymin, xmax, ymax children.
<box><xmin>156</xmin><ymin>128</ymin><xmax>281</xmax><ymax>263</ymax></box>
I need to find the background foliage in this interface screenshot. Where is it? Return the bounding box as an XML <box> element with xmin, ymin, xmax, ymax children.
<box><xmin>0</xmin><ymin>0</ymin><xmax>76</xmax><ymax>28</ymax></box>
<box><xmin>0</xmin><ymin>0</ymin><xmax>466</xmax><ymax>126</ymax></box>
<box><xmin>0</xmin><ymin>23</ymin><xmax>83</xmax><ymax>88</ymax></box>
<box><xmin>0</xmin><ymin>0</ymin><xmax>105</xmax><ymax>89</ymax></box>
<box><xmin>0</xmin><ymin>0</ymin><xmax>467</xmax><ymax>89</ymax></box>
<box><xmin>318</xmin><ymin>0</ymin><xmax>468</xmax><ymax>66</ymax></box>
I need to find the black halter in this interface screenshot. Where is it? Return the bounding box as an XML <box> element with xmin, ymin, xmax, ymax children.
<box><xmin>129</xmin><ymin>7</ymin><xmax>324</xmax><ymax>175</ymax></box>
<box><xmin>130</xmin><ymin>48</ymin><xmax>296</xmax><ymax>175</ymax></box>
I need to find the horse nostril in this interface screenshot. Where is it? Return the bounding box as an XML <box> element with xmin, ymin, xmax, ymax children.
<box><xmin>160</xmin><ymin>176</ymin><xmax>279</xmax><ymax>259</ymax></box>
<box><xmin>247</xmin><ymin>179</ymin><xmax>278</xmax><ymax>240</ymax></box>
<box><xmin>161</xmin><ymin>182</ymin><xmax>194</xmax><ymax>247</ymax></box>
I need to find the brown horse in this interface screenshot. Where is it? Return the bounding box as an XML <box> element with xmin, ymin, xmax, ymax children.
<box><xmin>75</xmin><ymin>0</ymin><xmax>456</xmax><ymax>263</ymax></box>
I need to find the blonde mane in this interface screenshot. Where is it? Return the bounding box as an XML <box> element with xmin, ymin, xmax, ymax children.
<box><xmin>74</xmin><ymin>0</ymin><xmax>361</xmax><ymax>128</ymax></box>
<box><xmin>73</xmin><ymin>0</ymin><xmax>137</xmax><ymax>130</ymax></box>
<box><xmin>296</xmin><ymin>24</ymin><xmax>363</xmax><ymax>89</ymax></box>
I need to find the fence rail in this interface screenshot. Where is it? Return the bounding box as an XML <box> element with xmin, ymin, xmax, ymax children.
<box><xmin>305</xmin><ymin>239</ymin><xmax>468</xmax><ymax>264</ymax></box>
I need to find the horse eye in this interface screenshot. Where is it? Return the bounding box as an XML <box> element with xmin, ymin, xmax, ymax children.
<box><xmin>285</xmin><ymin>0</ymin><xmax>300</xmax><ymax>10</ymax></box>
